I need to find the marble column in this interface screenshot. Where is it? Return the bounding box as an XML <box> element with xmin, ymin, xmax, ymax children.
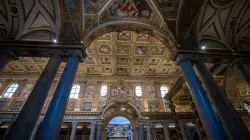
<box><xmin>0</xmin><ymin>53</ymin><xmax>12</xmax><ymax>72</ymax></box>
<box><xmin>6</xmin><ymin>53</ymin><xmax>61</xmax><ymax>140</ymax></box>
<box><xmin>195</xmin><ymin>60</ymin><xmax>250</xmax><ymax>139</ymax></box>
<box><xmin>146</xmin><ymin>122</ymin><xmax>152</xmax><ymax>140</ymax></box>
<box><xmin>236</xmin><ymin>62</ymin><xmax>250</xmax><ymax>87</ymax></box>
<box><xmin>89</xmin><ymin>122</ymin><xmax>96</xmax><ymax>140</ymax></box>
<box><xmin>177</xmin><ymin>56</ymin><xmax>228</xmax><ymax>140</ymax></box>
<box><xmin>70</xmin><ymin>122</ymin><xmax>78</xmax><ymax>140</ymax></box>
<box><xmin>139</xmin><ymin>122</ymin><xmax>144</xmax><ymax>140</ymax></box>
<box><xmin>96</xmin><ymin>122</ymin><xmax>103</xmax><ymax>140</ymax></box>
<box><xmin>178</xmin><ymin>121</ymin><xmax>187</xmax><ymax>140</ymax></box>
<box><xmin>30</xmin><ymin>120</ymin><xmax>41</xmax><ymax>140</ymax></box>
<box><xmin>37</xmin><ymin>53</ymin><xmax>80</xmax><ymax>140</ymax></box>
<box><xmin>163</xmin><ymin>122</ymin><xmax>170</xmax><ymax>140</ymax></box>
<box><xmin>195</xmin><ymin>123</ymin><xmax>203</xmax><ymax>140</ymax></box>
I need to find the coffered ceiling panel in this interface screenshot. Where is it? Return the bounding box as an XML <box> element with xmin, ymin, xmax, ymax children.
<box><xmin>1</xmin><ymin>31</ymin><xmax>181</xmax><ymax>77</ymax></box>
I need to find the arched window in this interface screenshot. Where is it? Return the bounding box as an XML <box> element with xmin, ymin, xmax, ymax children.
<box><xmin>2</xmin><ymin>83</ymin><xmax>19</xmax><ymax>98</ymax></box>
<box><xmin>135</xmin><ymin>86</ymin><xmax>142</xmax><ymax>97</ymax></box>
<box><xmin>160</xmin><ymin>86</ymin><xmax>169</xmax><ymax>98</ymax></box>
<box><xmin>70</xmin><ymin>85</ymin><xmax>80</xmax><ymax>99</ymax></box>
<box><xmin>100</xmin><ymin>85</ymin><xmax>108</xmax><ymax>96</ymax></box>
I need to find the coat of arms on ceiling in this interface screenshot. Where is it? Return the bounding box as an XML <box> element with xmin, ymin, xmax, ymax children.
<box><xmin>109</xmin><ymin>0</ymin><xmax>152</xmax><ymax>18</ymax></box>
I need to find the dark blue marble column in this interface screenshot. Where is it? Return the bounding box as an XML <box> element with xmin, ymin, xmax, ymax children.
<box><xmin>0</xmin><ymin>53</ymin><xmax>12</xmax><ymax>71</ymax></box>
<box><xmin>195</xmin><ymin>60</ymin><xmax>250</xmax><ymax>140</ymax></box>
<box><xmin>177</xmin><ymin>56</ymin><xmax>228</xmax><ymax>140</ymax></box>
<box><xmin>37</xmin><ymin>53</ymin><xmax>80</xmax><ymax>140</ymax></box>
<box><xmin>6</xmin><ymin>53</ymin><xmax>61</xmax><ymax>140</ymax></box>
<box><xmin>236</xmin><ymin>62</ymin><xmax>250</xmax><ymax>87</ymax></box>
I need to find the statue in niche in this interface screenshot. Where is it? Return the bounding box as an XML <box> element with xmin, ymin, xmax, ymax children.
<box><xmin>85</xmin><ymin>84</ymin><xmax>95</xmax><ymax>98</ymax></box>
<box><xmin>20</xmin><ymin>83</ymin><xmax>34</xmax><ymax>98</ymax></box>
<box><xmin>110</xmin><ymin>85</ymin><xmax>133</xmax><ymax>98</ymax></box>
<box><xmin>147</xmin><ymin>85</ymin><xmax>156</xmax><ymax>99</ymax></box>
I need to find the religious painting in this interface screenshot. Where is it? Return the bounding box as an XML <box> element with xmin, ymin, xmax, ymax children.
<box><xmin>82</xmin><ymin>102</ymin><xmax>92</xmax><ymax>111</ymax></box>
<box><xmin>0</xmin><ymin>101</ymin><xmax>7</xmax><ymax>110</ymax></box>
<box><xmin>19</xmin><ymin>83</ymin><xmax>34</xmax><ymax>97</ymax></box>
<box><xmin>148</xmin><ymin>102</ymin><xmax>158</xmax><ymax>112</ymax></box>
<box><xmin>85</xmin><ymin>84</ymin><xmax>96</xmax><ymax>98</ymax></box>
<box><xmin>147</xmin><ymin>85</ymin><xmax>156</xmax><ymax>99</ymax></box>
<box><xmin>10</xmin><ymin>101</ymin><xmax>24</xmax><ymax>111</ymax></box>
<box><xmin>109</xmin><ymin>0</ymin><xmax>153</xmax><ymax>18</ymax></box>
<box><xmin>67</xmin><ymin>99</ymin><xmax>77</xmax><ymax>111</ymax></box>
<box><xmin>110</xmin><ymin>85</ymin><xmax>133</xmax><ymax>98</ymax></box>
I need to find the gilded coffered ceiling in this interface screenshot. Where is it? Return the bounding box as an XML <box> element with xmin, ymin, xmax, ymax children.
<box><xmin>0</xmin><ymin>31</ymin><xmax>181</xmax><ymax>77</ymax></box>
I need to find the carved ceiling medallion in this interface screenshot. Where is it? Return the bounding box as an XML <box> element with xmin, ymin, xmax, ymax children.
<box><xmin>99</xmin><ymin>45</ymin><xmax>111</xmax><ymax>54</ymax></box>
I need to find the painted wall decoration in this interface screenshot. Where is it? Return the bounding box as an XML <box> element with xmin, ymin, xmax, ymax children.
<box><xmin>85</xmin><ymin>84</ymin><xmax>96</xmax><ymax>98</ymax></box>
<box><xmin>148</xmin><ymin>102</ymin><xmax>158</xmax><ymax>112</ymax></box>
<box><xmin>109</xmin><ymin>0</ymin><xmax>152</xmax><ymax>18</ymax></box>
<box><xmin>82</xmin><ymin>102</ymin><xmax>92</xmax><ymax>111</ymax></box>
<box><xmin>237</xmin><ymin>82</ymin><xmax>250</xmax><ymax>96</ymax></box>
<box><xmin>10</xmin><ymin>101</ymin><xmax>24</xmax><ymax>111</ymax></box>
<box><xmin>110</xmin><ymin>85</ymin><xmax>133</xmax><ymax>98</ymax></box>
<box><xmin>147</xmin><ymin>85</ymin><xmax>156</xmax><ymax>99</ymax></box>
<box><xmin>19</xmin><ymin>83</ymin><xmax>34</xmax><ymax>97</ymax></box>
<box><xmin>67</xmin><ymin>99</ymin><xmax>77</xmax><ymax>111</ymax></box>
<box><xmin>0</xmin><ymin>101</ymin><xmax>7</xmax><ymax>110</ymax></box>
